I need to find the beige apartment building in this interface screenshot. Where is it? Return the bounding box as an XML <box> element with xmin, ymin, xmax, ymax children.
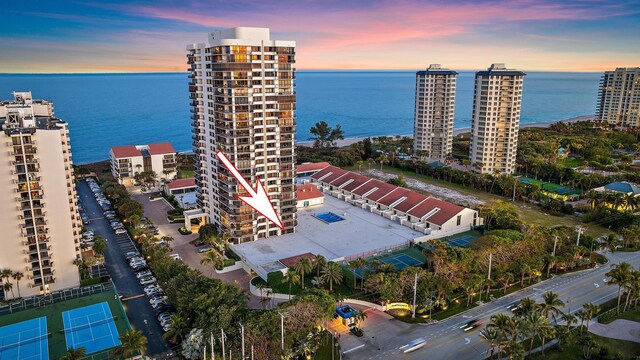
<box><xmin>413</xmin><ymin>64</ymin><xmax>457</xmax><ymax>162</ymax></box>
<box><xmin>187</xmin><ymin>27</ymin><xmax>297</xmax><ymax>243</ymax></box>
<box><xmin>109</xmin><ymin>142</ymin><xmax>177</xmax><ymax>185</ymax></box>
<box><xmin>596</xmin><ymin>67</ymin><xmax>640</xmax><ymax>128</ymax></box>
<box><xmin>470</xmin><ymin>64</ymin><xmax>525</xmax><ymax>174</ymax></box>
<box><xmin>0</xmin><ymin>92</ymin><xmax>81</xmax><ymax>300</ymax></box>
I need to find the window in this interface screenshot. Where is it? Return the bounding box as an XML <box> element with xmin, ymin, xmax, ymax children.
<box><xmin>457</xmin><ymin>215</ymin><xmax>462</xmax><ymax>226</ymax></box>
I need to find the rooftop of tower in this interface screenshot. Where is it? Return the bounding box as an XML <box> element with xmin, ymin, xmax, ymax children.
<box><xmin>416</xmin><ymin>63</ymin><xmax>458</xmax><ymax>76</ymax></box>
<box><xmin>476</xmin><ymin>63</ymin><xmax>526</xmax><ymax>77</ymax></box>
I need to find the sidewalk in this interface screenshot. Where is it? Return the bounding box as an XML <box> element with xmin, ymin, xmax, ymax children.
<box><xmin>589</xmin><ymin>319</ymin><xmax>640</xmax><ymax>343</ymax></box>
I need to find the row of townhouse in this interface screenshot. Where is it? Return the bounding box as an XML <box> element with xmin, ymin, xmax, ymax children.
<box><xmin>310</xmin><ymin>165</ymin><xmax>482</xmax><ymax>237</ymax></box>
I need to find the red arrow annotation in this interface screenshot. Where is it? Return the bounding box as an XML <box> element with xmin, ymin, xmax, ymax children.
<box><xmin>215</xmin><ymin>150</ymin><xmax>284</xmax><ymax>230</ymax></box>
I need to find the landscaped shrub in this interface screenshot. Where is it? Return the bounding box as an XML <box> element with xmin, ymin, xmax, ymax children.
<box><xmin>225</xmin><ymin>247</ymin><xmax>241</xmax><ymax>261</ymax></box>
<box><xmin>80</xmin><ymin>277</ymin><xmax>102</xmax><ymax>286</ymax></box>
<box><xmin>167</xmin><ymin>208</ymin><xmax>184</xmax><ymax>216</ymax></box>
<box><xmin>267</xmin><ymin>271</ymin><xmax>284</xmax><ymax>288</ymax></box>
<box><xmin>350</xmin><ymin>327</ymin><xmax>363</xmax><ymax>337</ymax></box>
<box><xmin>178</xmin><ymin>226</ymin><xmax>192</xmax><ymax>235</ymax></box>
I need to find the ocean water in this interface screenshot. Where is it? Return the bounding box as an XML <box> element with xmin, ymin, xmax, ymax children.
<box><xmin>0</xmin><ymin>71</ymin><xmax>601</xmax><ymax>164</ymax></box>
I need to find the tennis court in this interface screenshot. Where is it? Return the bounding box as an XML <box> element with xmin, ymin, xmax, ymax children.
<box><xmin>446</xmin><ymin>234</ymin><xmax>477</xmax><ymax>248</ymax></box>
<box><xmin>62</xmin><ymin>302</ymin><xmax>121</xmax><ymax>354</ymax></box>
<box><xmin>378</xmin><ymin>253</ymin><xmax>423</xmax><ymax>269</ymax></box>
<box><xmin>0</xmin><ymin>317</ymin><xmax>48</xmax><ymax>360</ymax></box>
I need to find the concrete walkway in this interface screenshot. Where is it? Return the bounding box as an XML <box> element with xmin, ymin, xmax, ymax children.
<box><xmin>589</xmin><ymin>319</ymin><xmax>640</xmax><ymax>343</ymax></box>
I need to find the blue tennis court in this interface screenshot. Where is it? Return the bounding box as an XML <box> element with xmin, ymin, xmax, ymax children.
<box><xmin>379</xmin><ymin>253</ymin><xmax>423</xmax><ymax>269</ymax></box>
<box><xmin>446</xmin><ymin>234</ymin><xmax>477</xmax><ymax>248</ymax></box>
<box><xmin>314</xmin><ymin>212</ymin><xmax>345</xmax><ymax>223</ymax></box>
<box><xmin>0</xmin><ymin>317</ymin><xmax>48</xmax><ymax>360</ymax></box>
<box><xmin>62</xmin><ymin>302</ymin><xmax>121</xmax><ymax>354</ymax></box>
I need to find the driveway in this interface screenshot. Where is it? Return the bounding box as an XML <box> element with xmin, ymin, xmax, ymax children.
<box><xmin>77</xmin><ymin>180</ymin><xmax>173</xmax><ymax>356</ymax></box>
<box><xmin>131</xmin><ymin>192</ymin><xmax>271</xmax><ymax>308</ymax></box>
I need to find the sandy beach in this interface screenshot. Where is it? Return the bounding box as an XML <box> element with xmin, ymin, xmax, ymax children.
<box><xmin>296</xmin><ymin>114</ymin><xmax>595</xmax><ymax>147</ymax></box>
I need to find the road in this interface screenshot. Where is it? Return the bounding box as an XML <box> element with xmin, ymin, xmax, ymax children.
<box><xmin>77</xmin><ymin>180</ymin><xmax>172</xmax><ymax>356</ymax></box>
<box><xmin>345</xmin><ymin>250</ymin><xmax>640</xmax><ymax>360</ymax></box>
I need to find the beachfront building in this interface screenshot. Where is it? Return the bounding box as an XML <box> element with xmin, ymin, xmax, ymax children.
<box><xmin>109</xmin><ymin>142</ymin><xmax>177</xmax><ymax>185</ymax></box>
<box><xmin>0</xmin><ymin>91</ymin><xmax>81</xmax><ymax>299</ymax></box>
<box><xmin>187</xmin><ymin>27</ymin><xmax>297</xmax><ymax>242</ymax></box>
<box><xmin>470</xmin><ymin>64</ymin><xmax>525</xmax><ymax>175</ymax></box>
<box><xmin>596</xmin><ymin>67</ymin><xmax>640</xmax><ymax>128</ymax></box>
<box><xmin>413</xmin><ymin>64</ymin><xmax>457</xmax><ymax>162</ymax></box>
<box><xmin>296</xmin><ymin>183</ymin><xmax>324</xmax><ymax>208</ymax></box>
<box><xmin>163</xmin><ymin>177</ymin><xmax>197</xmax><ymax>209</ymax></box>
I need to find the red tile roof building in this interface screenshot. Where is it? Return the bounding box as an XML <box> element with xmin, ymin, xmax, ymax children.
<box><xmin>296</xmin><ymin>184</ymin><xmax>324</xmax><ymax>208</ymax></box>
<box><xmin>311</xmin><ymin>165</ymin><xmax>481</xmax><ymax>235</ymax></box>
<box><xmin>109</xmin><ymin>142</ymin><xmax>177</xmax><ymax>185</ymax></box>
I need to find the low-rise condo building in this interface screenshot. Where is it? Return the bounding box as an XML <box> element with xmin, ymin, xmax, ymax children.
<box><xmin>110</xmin><ymin>142</ymin><xmax>177</xmax><ymax>185</ymax></box>
<box><xmin>413</xmin><ymin>64</ymin><xmax>457</xmax><ymax>162</ymax></box>
<box><xmin>0</xmin><ymin>91</ymin><xmax>81</xmax><ymax>299</ymax></box>
<box><xmin>596</xmin><ymin>67</ymin><xmax>640</xmax><ymax>128</ymax></box>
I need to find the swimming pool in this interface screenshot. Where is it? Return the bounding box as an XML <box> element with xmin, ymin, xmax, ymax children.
<box><xmin>314</xmin><ymin>212</ymin><xmax>345</xmax><ymax>223</ymax></box>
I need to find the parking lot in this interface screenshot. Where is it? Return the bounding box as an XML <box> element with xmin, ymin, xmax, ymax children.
<box><xmin>76</xmin><ymin>179</ymin><xmax>173</xmax><ymax>356</ymax></box>
<box><xmin>131</xmin><ymin>192</ymin><xmax>273</xmax><ymax>308</ymax></box>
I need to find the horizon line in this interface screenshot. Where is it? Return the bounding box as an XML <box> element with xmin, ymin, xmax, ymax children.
<box><xmin>0</xmin><ymin>69</ymin><xmax>609</xmax><ymax>75</ymax></box>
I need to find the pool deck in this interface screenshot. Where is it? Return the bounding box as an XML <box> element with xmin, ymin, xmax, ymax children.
<box><xmin>231</xmin><ymin>195</ymin><xmax>424</xmax><ymax>277</ymax></box>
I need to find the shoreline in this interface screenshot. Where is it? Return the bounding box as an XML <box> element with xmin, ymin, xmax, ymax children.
<box><xmin>76</xmin><ymin>114</ymin><xmax>594</xmax><ymax>165</ymax></box>
<box><xmin>296</xmin><ymin>114</ymin><xmax>595</xmax><ymax>148</ymax></box>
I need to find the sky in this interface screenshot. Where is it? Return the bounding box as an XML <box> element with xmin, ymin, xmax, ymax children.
<box><xmin>2</xmin><ymin>0</ymin><xmax>639</xmax><ymax>73</ymax></box>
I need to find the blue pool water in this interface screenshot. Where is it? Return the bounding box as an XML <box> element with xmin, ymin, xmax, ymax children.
<box><xmin>315</xmin><ymin>212</ymin><xmax>345</xmax><ymax>223</ymax></box>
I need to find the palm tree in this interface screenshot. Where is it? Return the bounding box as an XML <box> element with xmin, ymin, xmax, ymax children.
<box><xmin>314</xmin><ymin>254</ymin><xmax>327</xmax><ymax>278</ymax></box>
<box><xmin>0</xmin><ymin>269</ymin><xmax>13</xmax><ymax>297</ymax></box>
<box><xmin>60</xmin><ymin>347</ymin><xmax>86</xmax><ymax>360</ymax></box>
<box><xmin>355</xmin><ymin>160</ymin><xmax>364</xmax><ymax>171</ymax></box>
<box><xmin>604</xmin><ymin>233</ymin><xmax>619</xmax><ymax>253</ymax></box>
<box><xmin>582</xmin><ymin>303</ymin><xmax>600</xmax><ymax>332</ymax></box>
<box><xmin>539</xmin><ymin>291</ymin><xmax>565</xmax><ymax>324</ymax></box>
<box><xmin>607</xmin><ymin>262</ymin><xmax>632</xmax><ymax>314</ymax></box>
<box><xmin>216</xmin><ymin>232</ymin><xmax>233</xmax><ymax>257</ymax></box>
<box><xmin>3</xmin><ymin>282</ymin><xmax>13</xmax><ymax>299</ymax></box>
<box><xmin>561</xmin><ymin>312</ymin><xmax>577</xmax><ymax>331</ymax></box>
<box><xmin>523</xmin><ymin>311</ymin><xmax>545</xmax><ymax>353</ymax></box>
<box><xmin>11</xmin><ymin>272</ymin><xmax>24</xmax><ymax>298</ymax></box>
<box><xmin>347</xmin><ymin>260</ymin><xmax>360</xmax><ymax>289</ymax></box>
<box><xmin>162</xmin><ymin>313</ymin><xmax>188</xmax><ymax>343</ymax></box>
<box><xmin>480</xmin><ymin>327</ymin><xmax>500</xmax><ymax>360</ymax></box>
<box><xmin>321</xmin><ymin>262</ymin><xmax>343</xmax><ymax>292</ymax></box>
<box><xmin>353</xmin><ymin>311</ymin><xmax>368</xmax><ymax>328</ymax></box>
<box><xmin>293</xmin><ymin>257</ymin><xmax>313</xmax><ymax>290</ymax></box>
<box><xmin>378</xmin><ymin>154</ymin><xmax>389</xmax><ymax>170</ymax></box>
<box><xmin>575</xmin><ymin>309</ymin><xmax>588</xmax><ymax>334</ymax></box>
<box><xmin>517</xmin><ymin>297</ymin><xmax>537</xmax><ymax>317</ymax></box>
<box><xmin>115</xmin><ymin>329</ymin><xmax>147</xmax><ymax>358</ymax></box>
<box><xmin>282</xmin><ymin>270</ymin><xmax>301</xmax><ymax>300</ymax></box>
<box><xmin>200</xmin><ymin>251</ymin><xmax>224</xmax><ymax>276</ymax></box>
<box><xmin>538</xmin><ymin>319</ymin><xmax>555</xmax><ymax>357</ymax></box>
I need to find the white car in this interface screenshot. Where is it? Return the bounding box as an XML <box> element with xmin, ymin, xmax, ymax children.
<box><xmin>139</xmin><ymin>277</ymin><xmax>157</xmax><ymax>286</ymax></box>
<box><xmin>136</xmin><ymin>270</ymin><xmax>152</xmax><ymax>279</ymax></box>
<box><xmin>115</xmin><ymin>228</ymin><xmax>127</xmax><ymax>235</ymax></box>
<box><xmin>197</xmin><ymin>247</ymin><xmax>213</xmax><ymax>253</ymax></box>
<box><xmin>144</xmin><ymin>286</ymin><xmax>162</xmax><ymax>296</ymax></box>
<box><xmin>400</xmin><ymin>338</ymin><xmax>427</xmax><ymax>353</ymax></box>
<box><xmin>169</xmin><ymin>254</ymin><xmax>182</xmax><ymax>261</ymax></box>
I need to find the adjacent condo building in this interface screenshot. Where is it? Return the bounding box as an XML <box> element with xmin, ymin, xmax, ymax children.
<box><xmin>596</xmin><ymin>67</ymin><xmax>640</xmax><ymax>128</ymax></box>
<box><xmin>413</xmin><ymin>64</ymin><xmax>457</xmax><ymax>162</ymax></box>
<box><xmin>187</xmin><ymin>27</ymin><xmax>297</xmax><ymax>243</ymax></box>
<box><xmin>0</xmin><ymin>92</ymin><xmax>81</xmax><ymax>299</ymax></box>
<box><xmin>109</xmin><ymin>142</ymin><xmax>177</xmax><ymax>185</ymax></box>
<box><xmin>470</xmin><ymin>64</ymin><xmax>525</xmax><ymax>174</ymax></box>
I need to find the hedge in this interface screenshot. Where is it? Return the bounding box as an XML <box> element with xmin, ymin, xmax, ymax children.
<box><xmin>267</xmin><ymin>271</ymin><xmax>284</xmax><ymax>288</ymax></box>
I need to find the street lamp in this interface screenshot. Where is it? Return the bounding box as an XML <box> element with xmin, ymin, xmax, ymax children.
<box><xmin>277</xmin><ymin>312</ymin><xmax>285</xmax><ymax>351</ymax></box>
<box><xmin>239</xmin><ymin>323</ymin><xmax>245</xmax><ymax>359</ymax></box>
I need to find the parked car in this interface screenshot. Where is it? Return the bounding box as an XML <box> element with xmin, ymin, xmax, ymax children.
<box><xmin>125</xmin><ymin>251</ymin><xmax>140</xmax><ymax>260</ymax></box>
<box><xmin>169</xmin><ymin>254</ymin><xmax>182</xmax><ymax>261</ymax></box>
<box><xmin>115</xmin><ymin>228</ymin><xmax>127</xmax><ymax>235</ymax></box>
<box><xmin>136</xmin><ymin>270</ymin><xmax>152</xmax><ymax>279</ymax></box>
<box><xmin>197</xmin><ymin>247</ymin><xmax>213</xmax><ymax>253</ymax></box>
<box><xmin>152</xmin><ymin>301</ymin><xmax>169</xmax><ymax>309</ymax></box>
<box><xmin>154</xmin><ymin>305</ymin><xmax>174</xmax><ymax>315</ymax></box>
<box><xmin>144</xmin><ymin>286</ymin><xmax>162</xmax><ymax>296</ymax></box>
<box><xmin>193</xmin><ymin>240</ymin><xmax>205</xmax><ymax>247</ymax></box>
<box><xmin>139</xmin><ymin>277</ymin><xmax>157</xmax><ymax>286</ymax></box>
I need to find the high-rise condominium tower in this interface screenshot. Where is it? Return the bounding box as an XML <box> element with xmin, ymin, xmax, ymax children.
<box><xmin>596</xmin><ymin>67</ymin><xmax>640</xmax><ymax>128</ymax></box>
<box><xmin>470</xmin><ymin>64</ymin><xmax>525</xmax><ymax>175</ymax></box>
<box><xmin>187</xmin><ymin>27</ymin><xmax>296</xmax><ymax>243</ymax></box>
<box><xmin>413</xmin><ymin>64</ymin><xmax>457</xmax><ymax>162</ymax></box>
<box><xmin>0</xmin><ymin>92</ymin><xmax>81</xmax><ymax>299</ymax></box>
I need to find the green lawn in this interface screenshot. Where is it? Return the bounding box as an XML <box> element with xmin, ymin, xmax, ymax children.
<box><xmin>559</xmin><ymin>157</ymin><xmax>585</xmax><ymax>168</ymax></box>
<box><xmin>313</xmin><ymin>331</ymin><xmax>340</xmax><ymax>360</ymax></box>
<box><xmin>177</xmin><ymin>168</ymin><xmax>195</xmax><ymax>179</ymax></box>
<box><xmin>0</xmin><ymin>289</ymin><xmax>130</xmax><ymax>359</ymax></box>
<box><xmin>356</xmin><ymin>164</ymin><xmax>608</xmax><ymax>238</ymax></box>
<box><xmin>252</xmin><ymin>271</ymin><xmax>361</xmax><ymax>300</ymax></box>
